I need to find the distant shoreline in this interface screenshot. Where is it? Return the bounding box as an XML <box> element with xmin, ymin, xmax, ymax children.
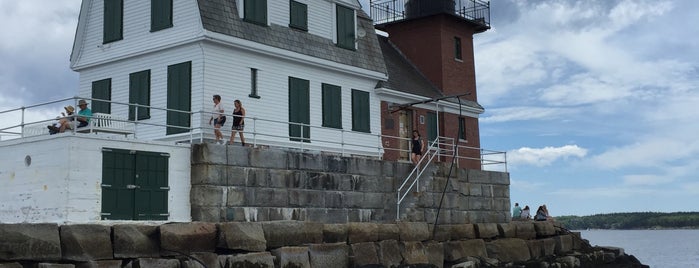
<box><xmin>555</xmin><ymin>212</ymin><xmax>699</xmax><ymax>230</ymax></box>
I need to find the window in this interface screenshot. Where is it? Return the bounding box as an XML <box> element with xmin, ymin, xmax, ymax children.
<box><xmin>104</xmin><ymin>0</ymin><xmax>123</xmax><ymax>43</ymax></box>
<box><xmin>244</xmin><ymin>0</ymin><xmax>267</xmax><ymax>25</ymax></box>
<box><xmin>458</xmin><ymin>117</ymin><xmax>466</xmax><ymax>140</ymax></box>
<box><xmin>427</xmin><ymin>112</ymin><xmax>437</xmax><ymax>142</ymax></box>
<box><xmin>336</xmin><ymin>4</ymin><xmax>355</xmax><ymax>50</ymax></box>
<box><xmin>352</xmin><ymin>89</ymin><xmax>370</xmax><ymax>132</ymax></box>
<box><xmin>151</xmin><ymin>0</ymin><xmax>173</xmax><ymax>32</ymax></box>
<box><xmin>129</xmin><ymin>70</ymin><xmax>151</xmax><ymax>120</ymax></box>
<box><xmin>454</xmin><ymin>37</ymin><xmax>462</xmax><ymax>60</ymax></box>
<box><xmin>289</xmin><ymin>1</ymin><xmax>308</xmax><ymax>31</ymax></box>
<box><xmin>101</xmin><ymin>148</ymin><xmax>169</xmax><ymax>220</ymax></box>
<box><xmin>92</xmin><ymin>79</ymin><xmax>112</xmax><ymax>114</ymax></box>
<box><xmin>249</xmin><ymin>68</ymin><xmax>260</xmax><ymax>98</ymax></box>
<box><xmin>166</xmin><ymin>61</ymin><xmax>192</xmax><ymax>135</ymax></box>
<box><xmin>288</xmin><ymin>77</ymin><xmax>310</xmax><ymax>142</ymax></box>
<box><xmin>322</xmin><ymin>83</ymin><xmax>342</xmax><ymax>129</ymax></box>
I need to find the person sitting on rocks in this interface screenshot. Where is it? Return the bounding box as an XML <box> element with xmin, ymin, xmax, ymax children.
<box><xmin>520</xmin><ymin>205</ymin><xmax>531</xmax><ymax>220</ymax></box>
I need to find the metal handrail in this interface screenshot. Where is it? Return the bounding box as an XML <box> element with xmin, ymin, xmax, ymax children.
<box><xmin>0</xmin><ymin>96</ymin><xmax>507</xmax><ymax>170</ymax></box>
<box><xmin>395</xmin><ymin>137</ymin><xmax>443</xmax><ymax>220</ymax></box>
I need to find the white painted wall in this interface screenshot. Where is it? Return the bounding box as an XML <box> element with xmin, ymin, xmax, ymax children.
<box><xmin>72</xmin><ymin>0</ymin><xmax>203</xmax><ymax>69</ymax></box>
<box><xmin>0</xmin><ymin>135</ymin><xmax>191</xmax><ymax>223</ymax></box>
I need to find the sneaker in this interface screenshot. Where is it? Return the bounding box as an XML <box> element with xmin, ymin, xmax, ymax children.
<box><xmin>47</xmin><ymin>125</ymin><xmax>59</xmax><ymax>134</ymax></box>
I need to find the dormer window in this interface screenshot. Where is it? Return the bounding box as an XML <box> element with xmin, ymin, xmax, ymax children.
<box><xmin>244</xmin><ymin>0</ymin><xmax>267</xmax><ymax>26</ymax></box>
<box><xmin>336</xmin><ymin>4</ymin><xmax>355</xmax><ymax>50</ymax></box>
<box><xmin>289</xmin><ymin>1</ymin><xmax>308</xmax><ymax>31</ymax></box>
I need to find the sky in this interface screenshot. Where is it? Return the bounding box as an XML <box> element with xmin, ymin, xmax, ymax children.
<box><xmin>1</xmin><ymin>0</ymin><xmax>698</xmax><ymax>216</ymax></box>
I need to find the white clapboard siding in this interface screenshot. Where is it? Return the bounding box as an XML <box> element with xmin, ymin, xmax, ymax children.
<box><xmin>72</xmin><ymin>0</ymin><xmax>203</xmax><ymax>69</ymax></box>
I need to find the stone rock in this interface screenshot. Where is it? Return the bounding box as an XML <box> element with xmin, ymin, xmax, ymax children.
<box><xmin>113</xmin><ymin>225</ymin><xmax>160</xmax><ymax>258</ymax></box>
<box><xmin>555</xmin><ymin>256</ymin><xmax>580</xmax><ymax>268</ymax></box>
<box><xmin>0</xmin><ymin>263</ymin><xmax>22</xmax><ymax>268</ymax></box>
<box><xmin>323</xmin><ymin>224</ymin><xmax>348</xmax><ymax>243</ymax></box>
<box><xmin>36</xmin><ymin>264</ymin><xmax>75</xmax><ymax>268</ymax></box>
<box><xmin>351</xmin><ymin>242</ymin><xmax>379</xmax><ymax>267</ymax></box>
<box><xmin>0</xmin><ymin>223</ymin><xmax>61</xmax><ymax>261</ymax></box>
<box><xmin>218</xmin><ymin>222</ymin><xmax>267</xmax><ymax>252</ymax></box>
<box><xmin>450</xmin><ymin>224</ymin><xmax>476</xmax><ymax>240</ymax></box>
<box><xmin>262</xmin><ymin>221</ymin><xmax>323</xmax><ymax>248</ymax></box>
<box><xmin>429</xmin><ymin>225</ymin><xmax>451</xmax><ymax>242</ymax></box>
<box><xmin>224</xmin><ymin>252</ymin><xmax>275</xmax><ymax>268</ymax></box>
<box><xmin>308</xmin><ymin>243</ymin><xmax>349</xmax><ymax>268</ymax></box>
<box><xmin>347</xmin><ymin>222</ymin><xmax>379</xmax><ymax>244</ymax></box>
<box><xmin>514</xmin><ymin>222</ymin><xmax>536</xmax><ymax>240</ymax></box>
<box><xmin>485</xmin><ymin>238</ymin><xmax>531</xmax><ymax>262</ymax></box>
<box><xmin>424</xmin><ymin>242</ymin><xmax>444</xmax><ymax>268</ymax></box>
<box><xmin>160</xmin><ymin>222</ymin><xmax>217</xmax><ymax>256</ymax></box>
<box><xmin>525</xmin><ymin>240</ymin><xmax>544</xmax><ymax>259</ymax></box>
<box><xmin>599</xmin><ymin>246</ymin><xmax>624</xmax><ymax>256</ymax></box>
<box><xmin>378</xmin><ymin>224</ymin><xmax>399</xmax><ymax>241</ymax></box>
<box><xmin>473</xmin><ymin>223</ymin><xmax>498</xmax><ymax>239</ymax></box>
<box><xmin>400</xmin><ymin>241</ymin><xmax>428</xmax><ymax>264</ymax></box>
<box><xmin>554</xmin><ymin>235</ymin><xmax>573</xmax><ymax>254</ymax></box>
<box><xmin>451</xmin><ymin>261</ymin><xmax>477</xmax><ymax>268</ymax></box>
<box><xmin>443</xmin><ymin>240</ymin><xmax>487</xmax><ymax>262</ymax></box>
<box><xmin>182</xmin><ymin>252</ymin><xmax>220</xmax><ymax>268</ymax></box>
<box><xmin>398</xmin><ymin>222</ymin><xmax>430</xmax><ymax>242</ymax></box>
<box><xmin>497</xmin><ymin>223</ymin><xmax>516</xmax><ymax>238</ymax></box>
<box><xmin>60</xmin><ymin>224</ymin><xmax>113</xmax><ymax>261</ymax></box>
<box><xmin>75</xmin><ymin>260</ymin><xmax>123</xmax><ymax>268</ymax></box>
<box><xmin>533</xmin><ymin>222</ymin><xmax>556</xmax><ymax>237</ymax></box>
<box><xmin>271</xmin><ymin>247</ymin><xmax>310</xmax><ymax>268</ymax></box>
<box><xmin>541</xmin><ymin>238</ymin><xmax>556</xmax><ymax>256</ymax></box>
<box><xmin>136</xmin><ymin>258</ymin><xmax>181</xmax><ymax>268</ymax></box>
<box><xmin>377</xmin><ymin>240</ymin><xmax>402</xmax><ymax>268</ymax></box>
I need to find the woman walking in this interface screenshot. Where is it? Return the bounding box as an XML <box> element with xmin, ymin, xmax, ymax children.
<box><xmin>229</xmin><ymin>99</ymin><xmax>246</xmax><ymax>146</ymax></box>
<box><xmin>411</xmin><ymin>130</ymin><xmax>425</xmax><ymax>165</ymax></box>
<box><xmin>208</xmin><ymin>95</ymin><xmax>226</xmax><ymax>144</ymax></box>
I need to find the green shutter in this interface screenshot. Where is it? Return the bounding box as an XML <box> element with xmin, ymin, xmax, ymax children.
<box><xmin>101</xmin><ymin>149</ymin><xmax>135</xmax><ymax>220</ymax></box>
<box><xmin>289</xmin><ymin>1</ymin><xmax>308</xmax><ymax>31</ymax></box>
<box><xmin>322</xmin><ymin>84</ymin><xmax>342</xmax><ymax>129</ymax></box>
<box><xmin>104</xmin><ymin>0</ymin><xmax>123</xmax><ymax>43</ymax></box>
<box><xmin>244</xmin><ymin>0</ymin><xmax>267</xmax><ymax>25</ymax></box>
<box><xmin>92</xmin><ymin>79</ymin><xmax>112</xmax><ymax>114</ymax></box>
<box><xmin>352</xmin><ymin>89</ymin><xmax>370</xmax><ymax>132</ymax></box>
<box><xmin>427</xmin><ymin>112</ymin><xmax>438</xmax><ymax>142</ymax></box>
<box><xmin>336</xmin><ymin>5</ymin><xmax>355</xmax><ymax>49</ymax></box>
<box><xmin>289</xmin><ymin>77</ymin><xmax>310</xmax><ymax>142</ymax></box>
<box><xmin>129</xmin><ymin>70</ymin><xmax>151</xmax><ymax>121</ymax></box>
<box><xmin>454</xmin><ymin>37</ymin><xmax>462</xmax><ymax>60</ymax></box>
<box><xmin>134</xmin><ymin>151</ymin><xmax>169</xmax><ymax>220</ymax></box>
<box><xmin>151</xmin><ymin>0</ymin><xmax>173</xmax><ymax>32</ymax></box>
<box><xmin>167</xmin><ymin>61</ymin><xmax>192</xmax><ymax>135</ymax></box>
<box><xmin>459</xmin><ymin>117</ymin><xmax>466</xmax><ymax>140</ymax></box>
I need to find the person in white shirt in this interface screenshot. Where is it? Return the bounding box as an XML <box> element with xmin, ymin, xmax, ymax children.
<box><xmin>208</xmin><ymin>95</ymin><xmax>226</xmax><ymax>144</ymax></box>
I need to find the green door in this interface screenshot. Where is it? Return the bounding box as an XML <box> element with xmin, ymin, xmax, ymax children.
<box><xmin>427</xmin><ymin>112</ymin><xmax>438</xmax><ymax>143</ymax></box>
<box><xmin>101</xmin><ymin>148</ymin><xmax>169</xmax><ymax>220</ymax></box>
<box><xmin>167</xmin><ymin>61</ymin><xmax>192</xmax><ymax>135</ymax></box>
<box><xmin>289</xmin><ymin>77</ymin><xmax>310</xmax><ymax>142</ymax></box>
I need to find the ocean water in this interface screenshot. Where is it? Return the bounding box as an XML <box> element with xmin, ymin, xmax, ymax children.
<box><xmin>579</xmin><ymin>229</ymin><xmax>699</xmax><ymax>268</ymax></box>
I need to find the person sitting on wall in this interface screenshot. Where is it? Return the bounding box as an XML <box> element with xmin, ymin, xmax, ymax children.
<box><xmin>512</xmin><ymin>202</ymin><xmax>522</xmax><ymax>220</ymax></box>
<box><xmin>520</xmin><ymin>205</ymin><xmax>531</xmax><ymax>220</ymax></box>
<box><xmin>48</xmin><ymin>105</ymin><xmax>74</xmax><ymax>134</ymax></box>
<box><xmin>535</xmin><ymin>205</ymin><xmax>548</xmax><ymax>221</ymax></box>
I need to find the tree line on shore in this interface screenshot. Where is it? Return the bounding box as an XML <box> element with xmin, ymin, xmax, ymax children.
<box><xmin>556</xmin><ymin>212</ymin><xmax>699</xmax><ymax>230</ymax></box>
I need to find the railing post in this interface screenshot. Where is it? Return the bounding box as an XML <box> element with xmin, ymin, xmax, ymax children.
<box><xmin>134</xmin><ymin>104</ymin><xmax>138</xmax><ymax>139</ymax></box>
<box><xmin>20</xmin><ymin>107</ymin><xmax>26</xmax><ymax>138</ymax></box>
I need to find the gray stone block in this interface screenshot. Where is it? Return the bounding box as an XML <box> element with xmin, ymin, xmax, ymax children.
<box><xmin>252</xmin><ymin>188</ymin><xmax>288</xmax><ymax>207</ymax></box>
<box><xmin>191</xmin><ymin>164</ymin><xmax>226</xmax><ymax>185</ymax></box>
<box><xmin>272</xmin><ymin>247</ymin><xmax>310</xmax><ymax>268</ymax></box>
<box><xmin>468</xmin><ymin>197</ymin><xmax>492</xmax><ymax>210</ymax></box>
<box><xmin>514</xmin><ymin>222</ymin><xmax>536</xmax><ymax>240</ymax></box>
<box><xmin>325</xmin><ymin>192</ymin><xmax>343</xmax><ymax>208</ymax></box>
<box><xmin>75</xmin><ymin>260</ymin><xmax>123</xmax><ymax>268</ymax></box>
<box><xmin>467</xmin><ymin>169</ymin><xmax>491</xmax><ymax>183</ymax></box>
<box><xmin>555</xmin><ymin>234</ymin><xmax>573</xmax><ymax>254</ymax></box>
<box><xmin>400</xmin><ymin>241</ymin><xmax>428</xmax><ymax>265</ymax></box>
<box><xmin>377</xmin><ymin>240</ymin><xmax>402</xmax><ymax>268</ymax></box>
<box><xmin>443</xmin><ymin>240</ymin><xmax>487</xmax><ymax>262</ymax></box>
<box><xmin>324</xmin><ymin>156</ymin><xmax>348</xmax><ymax>173</ymax></box>
<box><xmin>191</xmin><ymin>206</ymin><xmax>222</xmax><ymax>222</ymax></box>
<box><xmin>182</xmin><ymin>252</ymin><xmax>220</xmax><ymax>268</ymax></box>
<box><xmin>497</xmin><ymin>223</ymin><xmax>516</xmax><ymax>238</ymax></box>
<box><xmin>297</xmin><ymin>152</ymin><xmax>324</xmax><ymax>171</ymax></box>
<box><xmin>468</xmin><ymin>183</ymin><xmax>483</xmax><ymax>196</ymax></box>
<box><xmin>246</xmin><ymin>168</ymin><xmax>269</xmax><ymax>187</ymax></box>
<box><xmin>308</xmin><ymin>208</ymin><xmax>346</xmax><ymax>223</ymax></box>
<box><xmin>347</xmin><ymin>158</ymin><xmax>382</xmax><ymax>176</ymax></box>
<box><xmin>134</xmin><ymin>258</ymin><xmax>180</xmax><ymax>268</ymax></box>
<box><xmin>226</xmin><ymin>187</ymin><xmax>246</xmax><ymax>206</ymax></box>
<box><xmin>113</xmin><ymin>225</ymin><xmax>160</xmax><ymax>258</ymax></box>
<box><xmin>351</xmin><ymin>242</ymin><xmax>379</xmax><ymax>267</ymax></box>
<box><xmin>533</xmin><ymin>221</ymin><xmax>556</xmax><ymax>237</ymax></box>
<box><xmin>474</xmin><ymin>223</ymin><xmax>499</xmax><ymax>239</ymax></box>
<box><xmin>485</xmin><ymin>238</ymin><xmax>531</xmax><ymax>263</ymax></box>
<box><xmin>308</xmin><ymin>243</ymin><xmax>349</xmax><ymax>268</ymax></box>
<box><xmin>60</xmin><ymin>224</ymin><xmax>113</xmax><ymax>261</ymax></box>
<box><xmin>268</xmin><ymin>169</ymin><xmax>294</xmax><ymax>188</ymax></box>
<box><xmin>224</xmin><ymin>252</ymin><xmax>275</xmax><ymax>267</ymax></box>
<box><xmin>262</xmin><ymin>221</ymin><xmax>323</xmax><ymax>248</ymax></box>
<box><xmin>0</xmin><ymin>263</ymin><xmax>22</xmax><ymax>268</ymax></box>
<box><xmin>425</xmin><ymin>241</ymin><xmax>444</xmax><ymax>268</ymax></box>
<box><xmin>430</xmin><ymin>224</ymin><xmax>451</xmax><ymax>242</ymax></box>
<box><xmin>249</xmin><ymin>147</ymin><xmax>288</xmax><ymax>169</ymax></box>
<box><xmin>192</xmin><ymin>143</ymin><xmax>226</xmax><ymax>164</ymax></box>
<box><xmin>227</xmin><ymin>144</ymin><xmax>250</xmax><ymax>166</ymax></box>
<box><xmin>227</xmin><ymin>166</ymin><xmax>247</xmax><ymax>186</ymax></box>
<box><xmin>541</xmin><ymin>238</ymin><xmax>556</xmax><ymax>256</ymax></box>
<box><xmin>381</xmin><ymin>161</ymin><xmax>395</xmax><ymax>177</ymax></box>
<box><xmin>268</xmin><ymin>208</ymin><xmax>306</xmax><ymax>221</ymax></box>
<box><xmin>378</xmin><ymin>224</ymin><xmax>399</xmax><ymax>241</ymax></box>
<box><xmin>489</xmin><ymin>171</ymin><xmax>510</xmax><ymax>185</ymax></box>
<box><xmin>526</xmin><ymin>239</ymin><xmax>544</xmax><ymax>259</ymax></box>
<box><xmin>323</xmin><ymin>224</ymin><xmax>348</xmax><ymax>243</ymax></box>
<box><xmin>398</xmin><ymin>222</ymin><xmax>430</xmax><ymax>242</ymax></box>
<box><xmin>0</xmin><ymin>223</ymin><xmax>61</xmax><ymax>261</ymax></box>
<box><xmin>450</xmin><ymin>210</ymin><xmax>469</xmax><ymax>224</ymax></box>
<box><xmin>363</xmin><ymin>192</ymin><xmax>387</xmax><ymax>209</ymax></box>
<box><xmin>451</xmin><ymin>224</ymin><xmax>476</xmax><ymax>240</ymax></box>
<box><xmin>343</xmin><ymin>192</ymin><xmax>364</xmax><ymax>208</ymax></box>
<box><xmin>289</xmin><ymin>190</ymin><xmax>325</xmax><ymax>207</ymax></box>
<box><xmin>159</xmin><ymin>222</ymin><xmax>216</xmax><ymax>256</ymax></box>
<box><xmin>190</xmin><ymin>185</ymin><xmax>225</xmax><ymax>207</ymax></box>
<box><xmin>491</xmin><ymin>185</ymin><xmax>509</xmax><ymax>198</ymax></box>
<box><xmin>307</xmin><ymin>172</ymin><xmax>341</xmax><ymax>190</ymax></box>
<box><xmin>36</xmin><ymin>264</ymin><xmax>75</xmax><ymax>268</ymax></box>
<box><xmin>218</xmin><ymin>222</ymin><xmax>267</xmax><ymax>252</ymax></box>
<box><xmin>347</xmin><ymin>222</ymin><xmax>379</xmax><ymax>244</ymax></box>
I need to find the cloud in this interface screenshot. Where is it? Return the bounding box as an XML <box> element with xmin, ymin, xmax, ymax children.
<box><xmin>481</xmin><ymin>106</ymin><xmax>569</xmax><ymax>123</ymax></box>
<box><xmin>622</xmin><ymin>174</ymin><xmax>673</xmax><ymax>186</ymax></box>
<box><xmin>508</xmin><ymin>145</ymin><xmax>587</xmax><ymax>167</ymax></box>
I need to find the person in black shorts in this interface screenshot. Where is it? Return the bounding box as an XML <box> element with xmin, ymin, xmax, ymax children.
<box><xmin>411</xmin><ymin>130</ymin><xmax>425</xmax><ymax>164</ymax></box>
<box><xmin>229</xmin><ymin>99</ymin><xmax>246</xmax><ymax>146</ymax></box>
<box><xmin>208</xmin><ymin>95</ymin><xmax>226</xmax><ymax>144</ymax></box>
